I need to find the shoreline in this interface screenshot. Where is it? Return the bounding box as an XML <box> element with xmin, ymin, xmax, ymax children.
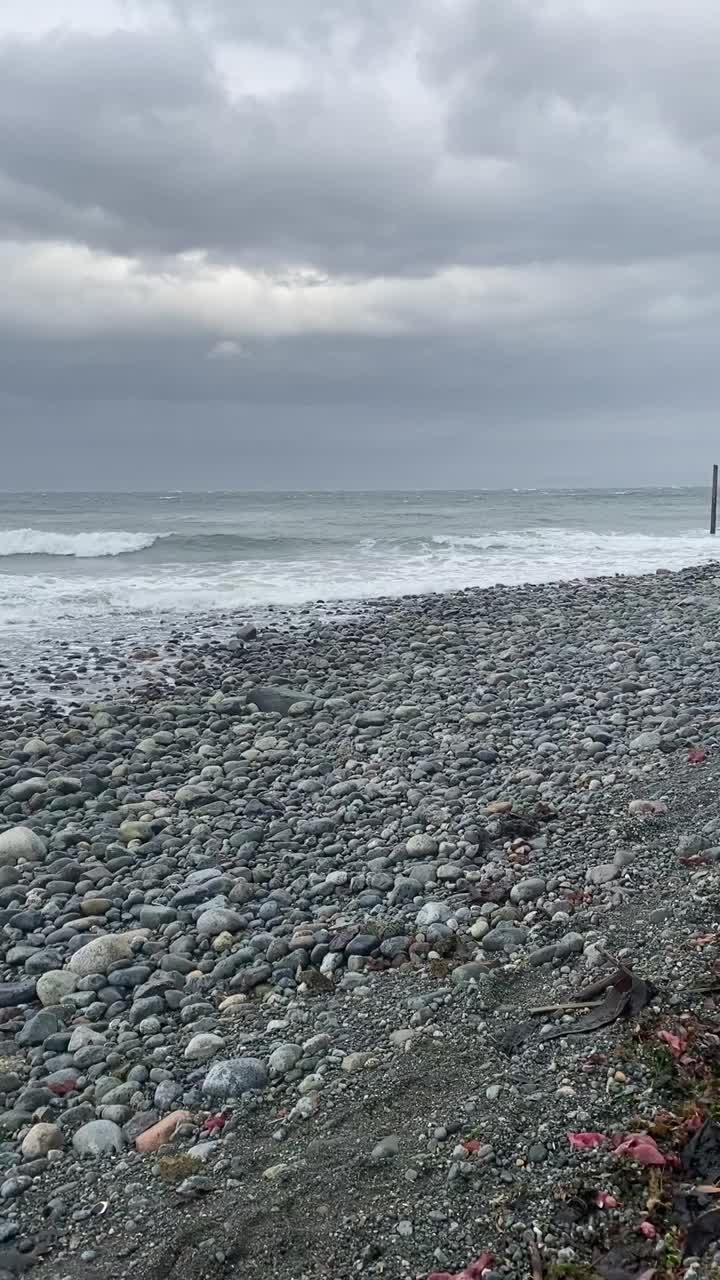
<box><xmin>2</xmin><ymin>557</ymin><xmax>719</xmax><ymax>710</ymax></box>
<box><xmin>1</xmin><ymin>558</ymin><xmax>720</xmax><ymax>1276</ymax></box>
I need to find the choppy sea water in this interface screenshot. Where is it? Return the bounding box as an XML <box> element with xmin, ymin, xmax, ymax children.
<box><xmin>0</xmin><ymin>489</ymin><xmax>717</xmax><ymax>646</ymax></box>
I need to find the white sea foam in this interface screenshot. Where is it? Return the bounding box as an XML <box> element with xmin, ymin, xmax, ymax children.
<box><xmin>0</xmin><ymin>529</ymin><xmax>159</xmax><ymax>557</ymax></box>
<box><xmin>0</xmin><ymin>525</ymin><xmax>716</xmax><ymax>633</ymax></box>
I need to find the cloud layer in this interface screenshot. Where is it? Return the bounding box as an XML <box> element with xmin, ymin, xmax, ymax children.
<box><xmin>2</xmin><ymin>0</ymin><xmax>719</xmax><ymax>487</ymax></box>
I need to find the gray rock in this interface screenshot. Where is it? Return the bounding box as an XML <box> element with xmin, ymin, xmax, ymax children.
<box><xmin>196</xmin><ymin>908</ymin><xmax>243</xmax><ymax>937</ymax></box>
<box><xmin>139</xmin><ymin>905</ymin><xmax>177</xmax><ymax>929</ymax></box>
<box><xmin>481</xmin><ymin>925</ymin><xmax>528</xmax><ymax>952</ymax></box>
<box><xmin>68</xmin><ymin>1026</ymin><xmax>106</xmax><ymax>1052</ymax></box>
<box><xmin>451</xmin><ymin>961</ymin><xmax>488</xmax><ymax>985</ymax></box>
<box><xmin>629</xmin><ymin>730</ymin><xmax>662</xmax><ymax>752</ymax></box>
<box><xmin>248</xmin><ymin>686</ymin><xmax>312</xmax><ymax>716</ymax></box>
<box><xmin>72</xmin><ymin>1120</ymin><xmax>125</xmax><ymax>1157</ymax></box>
<box><xmin>268</xmin><ymin>1044</ymin><xmax>302</xmax><ymax>1076</ymax></box>
<box><xmin>371</xmin><ymin>1135</ymin><xmax>400</xmax><ymax>1162</ymax></box>
<box><xmin>184</xmin><ymin>1033</ymin><xmax>225</xmax><ymax>1062</ymax></box>
<box><xmin>0</xmin><ymin>827</ymin><xmax>45</xmax><ymax>865</ymax></box>
<box><xmin>202</xmin><ymin>1057</ymin><xmax>268</xmax><ymax>1101</ymax></box>
<box><xmin>154</xmin><ymin>1080</ymin><xmax>182</xmax><ymax>1110</ymax></box>
<box><xmin>555</xmin><ymin>932</ymin><xmax>585</xmax><ymax>958</ymax></box>
<box><xmin>8</xmin><ymin>779</ymin><xmax>47</xmax><ymax>801</ymax></box>
<box><xmin>21</xmin><ymin>1123</ymin><xmax>63</xmax><ymax>1158</ymax></box>
<box><xmin>119</xmin><ymin>820</ymin><xmax>152</xmax><ymax>842</ymax></box>
<box><xmin>16</xmin><ymin>1010</ymin><xmax>59</xmax><ymax>1047</ymax></box>
<box><xmin>405</xmin><ymin>834</ymin><xmax>439</xmax><ymax>857</ymax></box>
<box><xmin>415</xmin><ymin>902</ymin><xmax>451</xmax><ymax>927</ymax></box>
<box><xmin>356</xmin><ymin>710</ymin><xmax>387</xmax><ymax>727</ymax></box>
<box><xmin>509</xmin><ymin>878</ymin><xmax>546</xmax><ymax>904</ymax></box>
<box><xmin>0</xmin><ymin>981</ymin><xmax>36</xmax><ymax>1009</ymax></box>
<box><xmin>586</xmin><ymin>863</ymin><xmax>619</xmax><ymax>885</ymax></box>
<box><xmin>36</xmin><ymin>971</ymin><xmax>78</xmax><ymax>1006</ymax></box>
<box><xmin>528</xmin><ymin>945</ymin><xmax>558</xmax><ymax>967</ymax></box>
<box><xmin>677</xmin><ymin>832</ymin><xmax>704</xmax><ymax>855</ymax></box>
<box><xmin>345</xmin><ymin>934</ymin><xmax>378</xmax><ymax>956</ymax></box>
<box><xmin>186</xmin><ymin>1141</ymin><xmax>218</xmax><ymax>1161</ymax></box>
<box><xmin>69</xmin><ymin>933</ymin><xmax>136</xmax><ymax>977</ymax></box>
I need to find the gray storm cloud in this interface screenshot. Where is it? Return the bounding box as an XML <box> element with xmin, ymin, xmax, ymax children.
<box><xmin>1</xmin><ymin>0</ymin><xmax>719</xmax><ymax>488</ymax></box>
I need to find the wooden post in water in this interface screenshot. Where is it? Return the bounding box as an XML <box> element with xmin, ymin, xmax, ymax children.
<box><xmin>712</xmin><ymin>464</ymin><xmax>719</xmax><ymax>535</ymax></box>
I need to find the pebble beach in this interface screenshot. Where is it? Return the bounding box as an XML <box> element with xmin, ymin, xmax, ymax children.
<box><xmin>1</xmin><ymin>563</ymin><xmax>720</xmax><ymax>1279</ymax></box>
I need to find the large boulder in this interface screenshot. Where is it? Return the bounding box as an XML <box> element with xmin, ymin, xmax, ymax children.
<box><xmin>0</xmin><ymin>827</ymin><xmax>45</xmax><ymax>866</ymax></box>
<box><xmin>69</xmin><ymin>932</ymin><xmax>140</xmax><ymax>977</ymax></box>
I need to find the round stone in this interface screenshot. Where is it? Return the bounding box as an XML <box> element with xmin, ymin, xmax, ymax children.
<box><xmin>0</xmin><ymin>828</ymin><xmax>45</xmax><ymax>866</ymax></box>
<box><xmin>202</xmin><ymin>1057</ymin><xmax>268</xmax><ymax>1101</ymax></box>
<box><xmin>72</xmin><ymin>1121</ymin><xmax>125</xmax><ymax>1157</ymax></box>
<box><xmin>36</xmin><ymin>970</ymin><xmax>78</xmax><ymax>1006</ymax></box>
<box><xmin>21</xmin><ymin>1123</ymin><xmax>64</xmax><ymax>1159</ymax></box>
<box><xmin>184</xmin><ymin>1033</ymin><xmax>225</xmax><ymax>1062</ymax></box>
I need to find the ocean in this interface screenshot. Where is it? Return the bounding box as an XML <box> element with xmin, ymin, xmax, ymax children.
<box><xmin>0</xmin><ymin>488</ymin><xmax>717</xmax><ymax>645</ymax></box>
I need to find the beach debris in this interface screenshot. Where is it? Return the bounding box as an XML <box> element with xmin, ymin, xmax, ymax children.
<box><xmin>499</xmin><ymin>964</ymin><xmax>656</xmax><ymax>1055</ymax></box>
<box><xmin>543</xmin><ymin>967</ymin><xmax>656</xmax><ymax>1039</ymax></box>
<box><xmin>426</xmin><ymin>1252</ymin><xmax>493</xmax><ymax>1280</ymax></box>
<box><xmin>685</xmin><ymin>1208</ymin><xmax>720</xmax><ymax>1257</ymax></box>
<box><xmin>688</xmin><ymin>746</ymin><xmax>707</xmax><ymax>764</ymax></box>
<box><xmin>494</xmin><ymin>804</ymin><xmax>555</xmax><ymax>843</ymax></box>
<box><xmin>527</xmin><ymin>1239</ymin><xmax>543</xmax><ymax>1279</ymax></box>
<box><xmin>497</xmin><ymin>1019</ymin><xmax>537</xmax><ymax>1055</ymax></box>
<box><xmin>593</xmin><ymin>1244</ymin><xmax>657</xmax><ymax>1280</ymax></box>
<box><xmin>627</xmin><ymin>798</ymin><xmax>667</xmax><ymax>817</ymax></box>
<box><xmin>681</xmin><ymin>1116</ymin><xmax>720</xmax><ymax>1183</ymax></box>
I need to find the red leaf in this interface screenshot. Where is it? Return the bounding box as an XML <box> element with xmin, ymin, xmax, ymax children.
<box><xmin>569</xmin><ymin>1131</ymin><xmax>607</xmax><ymax>1150</ymax></box>
<box><xmin>657</xmin><ymin>1030</ymin><xmax>687</xmax><ymax>1056</ymax></box>
<box><xmin>595</xmin><ymin>1191</ymin><xmax>621</xmax><ymax>1208</ymax></box>
<box><xmin>638</xmin><ymin>1221</ymin><xmax>657</xmax><ymax>1239</ymax></box>
<box><xmin>202</xmin><ymin>1113</ymin><xmax>227</xmax><ymax>1133</ymax></box>
<box><xmin>614</xmin><ymin>1134</ymin><xmax>667</xmax><ymax>1166</ymax></box>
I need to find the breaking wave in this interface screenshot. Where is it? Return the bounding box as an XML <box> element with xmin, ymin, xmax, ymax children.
<box><xmin>0</xmin><ymin>529</ymin><xmax>160</xmax><ymax>558</ymax></box>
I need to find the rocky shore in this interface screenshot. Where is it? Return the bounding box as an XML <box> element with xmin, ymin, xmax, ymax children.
<box><xmin>1</xmin><ymin>564</ymin><xmax>720</xmax><ymax>1279</ymax></box>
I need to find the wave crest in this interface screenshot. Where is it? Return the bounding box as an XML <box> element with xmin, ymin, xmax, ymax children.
<box><xmin>0</xmin><ymin>529</ymin><xmax>159</xmax><ymax>558</ymax></box>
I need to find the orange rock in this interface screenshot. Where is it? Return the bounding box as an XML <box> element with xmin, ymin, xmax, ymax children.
<box><xmin>135</xmin><ymin>1110</ymin><xmax>191</xmax><ymax>1154</ymax></box>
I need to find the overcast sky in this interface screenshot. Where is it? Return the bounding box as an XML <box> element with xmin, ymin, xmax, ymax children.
<box><xmin>2</xmin><ymin>0</ymin><xmax>720</xmax><ymax>489</ymax></box>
